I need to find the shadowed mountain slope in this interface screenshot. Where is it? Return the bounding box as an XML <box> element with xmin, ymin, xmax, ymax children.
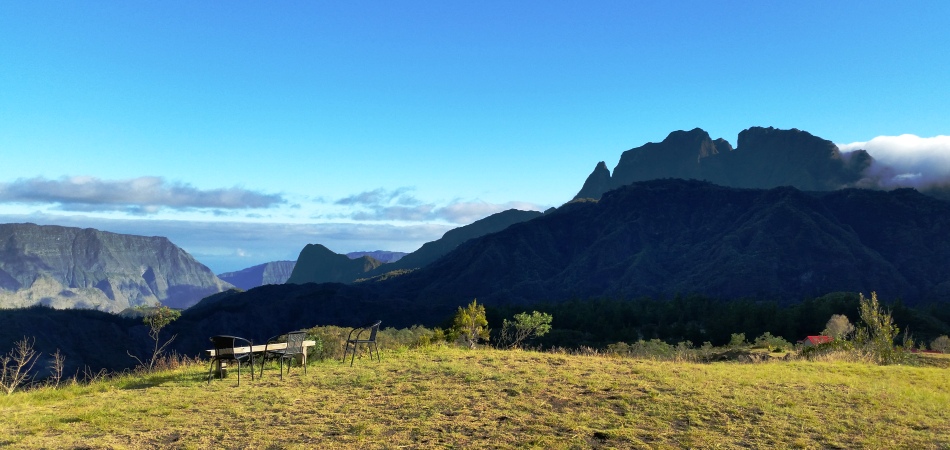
<box><xmin>388</xmin><ymin>180</ymin><xmax>949</xmax><ymax>307</ymax></box>
<box><xmin>286</xmin><ymin>244</ymin><xmax>383</xmax><ymax>285</ymax></box>
<box><xmin>363</xmin><ymin>209</ymin><xmax>545</xmax><ymax>276</ymax></box>
<box><xmin>0</xmin><ymin>223</ymin><xmax>232</xmax><ymax>312</ymax></box>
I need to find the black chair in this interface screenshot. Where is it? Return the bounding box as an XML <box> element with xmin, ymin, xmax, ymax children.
<box><xmin>342</xmin><ymin>320</ymin><xmax>381</xmax><ymax>366</ymax></box>
<box><xmin>259</xmin><ymin>330</ymin><xmax>308</xmax><ymax>380</ymax></box>
<box><xmin>207</xmin><ymin>335</ymin><xmax>255</xmax><ymax>386</ymax></box>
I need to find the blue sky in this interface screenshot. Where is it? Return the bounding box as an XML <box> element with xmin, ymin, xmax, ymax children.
<box><xmin>2</xmin><ymin>2</ymin><xmax>949</xmax><ymax>273</ymax></box>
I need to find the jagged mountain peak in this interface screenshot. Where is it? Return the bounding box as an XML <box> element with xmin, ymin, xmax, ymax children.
<box><xmin>574</xmin><ymin>126</ymin><xmax>874</xmax><ymax>201</ymax></box>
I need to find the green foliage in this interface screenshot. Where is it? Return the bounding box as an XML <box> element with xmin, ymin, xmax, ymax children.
<box><xmin>304</xmin><ymin>325</ymin><xmax>351</xmax><ymax>361</ymax></box>
<box><xmin>487</xmin><ymin>292</ymin><xmax>908</xmax><ymax>351</ymax></box>
<box><xmin>855</xmin><ymin>292</ymin><xmax>905</xmax><ymax>365</ymax></box>
<box><xmin>606</xmin><ymin>339</ymin><xmax>698</xmax><ymax>361</ymax></box>
<box><xmin>798</xmin><ymin>338</ymin><xmax>856</xmax><ymax>360</ymax></box>
<box><xmin>142</xmin><ymin>306</ymin><xmax>181</xmax><ymax>333</ymax></box>
<box><xmin>496</xmin><ymin>311</ymin><xmax>553</xmax><ymax>349</ymax></box>
<box><xmin>930</xmin><ymin>335</ymin><xmax>950</xmax><ymax>353</ymax></box>
<box><xmin>305</xmin><ymin>324</ymin><xmax>446</xmax><ymax>361</ymax></box>
<box><xmin>822</xmin><ymin>314</ymin><xmax>855</xmax><ymax>340</ymax></box>
<box><xmin>728</xmin><ymin>333</ymin><xmax>748</xmax><ymax>348</ymax></box>
<box><xmin>752</xmin><ymin>332</ymin><xmax>792</xmax><ymax>352</ymax></box>
<box><xmin>452</xmin><ymin>299</ymin><xmax>490</xmax><ymax>349</ymax></box>
<box><xmin>131</xmin><ymin>305</ymin><xmax>181</xmax><ymax>372</ymax></box>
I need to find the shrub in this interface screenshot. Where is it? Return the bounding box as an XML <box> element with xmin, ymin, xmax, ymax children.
<box><xmin>930</xmin><ymin>335</ymin><xmax>950</xmax><ymax>353</ymax></box>
<box><xmin>1</xmin><ymin>336</ymin><xmax>40</xmax><ymax>395</ymax></box>
<box><xmin>728</xmin><ymin>333</ymin><xmax>748</xmax><ymax>349</ymax></box>
<box><xmin>496</xmin><ymin>311</ymin><xmax>553</xmax><ymax>349</ymax></box>
<box><xmin>822</xmin><ymin>314</ymin><xmax>855</xmax><ymax>340</ymax></box>
<box><xmin>304</xmin><ymin>325</ymin><xmax>350</xmax><ymax>361</ymax></box>
<box><xmin>799</xmin><ymin>338</ymin><xmax>855</xmax><ymax>361</ymax></box>
<box><xmin>304</xmin><ymin>324</ymin><xmax>446</xmax><ymax>362</ymax></box>
<box><xmin>128</xmin><ymin>305</ymin><xmax>181</xmax><ymax>373</ymax></box>
<box><xmin>854</xmin><ymin>292</ymin><xmax>904</xmax><ymax>365</ymax></box>
<box><xmin>752</xmin><ymin>332</ymin><xmax>792</xmax><ymax>352</ymax></box>
<box><xmin>607</xmin><ymin>339</ymin><xmax>679</xmax><ymax>361</ymax></box>
<box><xmin>452</xmin><ymin>299</ymin><xmax>490</xmax><ymax>349</ymax></box>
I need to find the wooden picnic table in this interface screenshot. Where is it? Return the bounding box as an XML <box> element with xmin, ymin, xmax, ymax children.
<box><xmin>205</xmin><ymin>340</ymin><xmax>317</xmax><ymax>374</ymax></box>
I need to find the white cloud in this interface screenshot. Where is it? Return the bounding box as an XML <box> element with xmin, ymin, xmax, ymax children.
<box><xmin>434</xmin><ymin>200</ymin><xmax>538</xmax><ymax>223</ymax></box>
<box><xmin>335</xmin><ymin>187</ymin><xmax>417</xmax><ymax>206</ymax></box>
<box><xmin>331</xmin><ymin>187</ymin><xmax>546</xmax><ymax>224</ymax></box>
<box><xmin>0</xmin><ymin>176</ymin><xmax>284</xmax><ymax>214</ymax></box>
<box><xmin>838</xmin><ymin>135</ymin><xmax>950</xmax><ymax>189</ymax></box>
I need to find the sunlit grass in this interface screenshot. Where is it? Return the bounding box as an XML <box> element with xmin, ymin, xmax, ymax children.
<box><xmin>1</xmin><ymin>346</ymin><xmax>948</xmax><ymax>449</ymax></box>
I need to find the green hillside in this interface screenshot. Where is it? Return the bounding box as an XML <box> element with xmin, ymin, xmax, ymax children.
<box><xmin>2</xmin><ymin>346</ymin><xmax>948</xmax><ymax>449</ymax></box>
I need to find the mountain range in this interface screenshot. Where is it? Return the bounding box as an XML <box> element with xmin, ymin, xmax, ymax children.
<box><xmin>4</xmin><ymin>125</ymin><xmax>950</xmax><ymax>374</ymax></box>
<box><xmin>5</xmin><ymin>178</ymin><xmax>950</xmax><ymax>373</ymax></box>
<box><xmin>0</xmin><ymin>223</ymin><xmax>232</xmax><ymax>312</ymax></box>
<box><xmin>576</xmin><ymin>126</ymin><xmax>875</xmax><ymax>200</ymax></box>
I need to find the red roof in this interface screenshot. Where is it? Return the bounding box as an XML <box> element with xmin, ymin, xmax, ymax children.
<box><xmin>804</xmin><ymin>335</ymin><xmax>833</xmax><ymax>345</ymax></box>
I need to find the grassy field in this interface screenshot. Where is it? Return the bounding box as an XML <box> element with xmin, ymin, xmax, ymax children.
<box><xmin>1</xmin><ymin>346</ymin><xmax>948</xmax><ymax>449</ymax></box>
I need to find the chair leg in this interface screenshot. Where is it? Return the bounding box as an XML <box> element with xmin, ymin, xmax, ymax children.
<box><xmin>208</xmin><ymin>359</ymin><xmax>215</xmax><ymax>384</ymax></box>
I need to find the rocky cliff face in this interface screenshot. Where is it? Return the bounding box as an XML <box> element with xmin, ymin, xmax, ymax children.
<box><xmin>0</xmin><ymin>223</ymin><xmax>233</xmax><ymax>312</ymax></box>
<box><xmin>575</xmin><ymin>126</ymin><xmax>872</xmax><ymax>200</ymax></box>
<box><xmin>217</xmin><ymin>261</ymin><xmax>296</xmax><ymax>290</ymax></box>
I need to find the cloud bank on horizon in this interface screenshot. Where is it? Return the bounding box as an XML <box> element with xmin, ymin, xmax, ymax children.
<box><xmin>838</xmin><ymin>135</ymin><xmax>950</xmax><ymax>190</ymax></box>
<box><xmin>0</xmin><ymin>179</ymin><xmax>547</xmax><ymax>273</ymax></box>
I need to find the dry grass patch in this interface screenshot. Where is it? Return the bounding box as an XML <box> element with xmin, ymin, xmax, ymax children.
<box><xmin>1</xmin><ymin>346</ymin><xmax>948</xmax><ymax>449</ymax></box>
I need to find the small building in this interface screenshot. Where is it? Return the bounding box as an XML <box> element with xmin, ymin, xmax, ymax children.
<box><xmin>800</xmin><ymin>335</ymin><xmax>833</xmax><ymax>347</ymax></box>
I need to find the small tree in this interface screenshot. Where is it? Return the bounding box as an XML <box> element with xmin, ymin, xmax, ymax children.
<box><xmin>47</xmin><ymin>349</ymin><xmax>66</xmax><ymax>388</ymax></box>
<box><xmin>822</xmin><ymin>314</ymin><xmax>855</xmax><ymax>340</ymax></box>
<box><xmin>129</xmin><ymin>305</ymin><xmax>181</xmax><ymax>372</ymax></box>
<box><xmin>1</xmin><ymin>336</ymin><xmax>40</xmax><ymax>395</ymax></box>
<box><xmin>728</xmin><ymin>333</ymin><xmax>748</xmax><ymax>348</ymax></box>
<box><xmin>931</xmin><ymin>335</ymin><xmax>950</xmax><ymax>353</ymax></box>
<box><xmin>855</xmin><ymin>292</ymin><xmax>902</xmax><ymax>365</ymax></box>
<box><xmin>497</xmin><ymin>311</ymin><xmax>553</xmax><ymax>349</ymax></box>
<box><xmin>752</xmin><ymin>332</ymin><xmax>792</xmax><ymax>352</ymax></box>
<box><xmin>453</xmin><ymin>299</ymin><xmax>490</xmax><ymax>349</ymax></box>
